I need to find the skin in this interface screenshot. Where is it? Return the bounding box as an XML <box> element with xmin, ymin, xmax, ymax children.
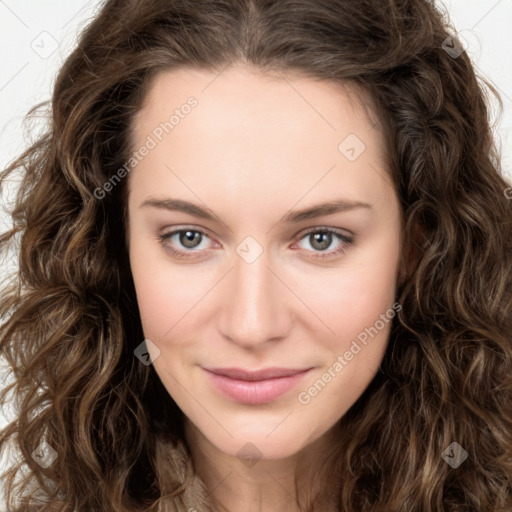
<box><xmin>127</xmin><ymin>64</ymin><xmax>404</xmax><ymax>512</ymax></box>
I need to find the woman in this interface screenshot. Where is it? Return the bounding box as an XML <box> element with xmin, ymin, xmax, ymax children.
<box><xmin>1</xmin><ymin>0</ymin><xmax>511</xmax><ymax>510</ymax></box>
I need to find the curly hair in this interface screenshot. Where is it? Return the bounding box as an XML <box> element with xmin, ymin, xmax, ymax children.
<box><xmin>1</xmin><ymin>0</ymin><xmax>512</xmax><ymax>510</ymax></box>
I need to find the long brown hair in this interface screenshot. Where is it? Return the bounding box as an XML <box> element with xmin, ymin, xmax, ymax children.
<box><xmin>1</xmin><ymin>0</ymin><xmax>512</xmax><ymax>510</ymax></box>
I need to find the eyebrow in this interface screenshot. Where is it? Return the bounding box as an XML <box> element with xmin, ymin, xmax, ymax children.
<box><xmin>140</xmin><ymin>197</ymin><xmax>373</xmax><ymax>223</ymax></box>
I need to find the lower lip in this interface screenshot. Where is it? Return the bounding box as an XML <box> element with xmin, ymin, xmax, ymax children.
<box><xmin>204</xmin><ymin>369</ymin><xmax>311</xmax><ymax>405</ymax></box>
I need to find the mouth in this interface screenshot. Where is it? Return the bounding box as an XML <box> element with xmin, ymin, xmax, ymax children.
<box><xmin>203</xmin><ymin>367</ymin><xmax>312</xmax><ymax>404</ymax></box>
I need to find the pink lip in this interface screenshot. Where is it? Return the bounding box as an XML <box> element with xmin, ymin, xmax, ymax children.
<box><xmin>203</xmin><ymin>367</ymin><xmax>312</xmax><ymax>404</ymax></box>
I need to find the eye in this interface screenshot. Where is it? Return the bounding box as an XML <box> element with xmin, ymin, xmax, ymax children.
<box><xmin>158</xmin><ymin>228</ymin><xmax>214</xmax><ymax>259</ymax></box>
<box><xmin>294</xmin><ymin>227</ymin><xmax>354</xmax><ymax>260</ymax></box>
<box><xmin>158</xmin><ymin>226</ymin><xmax>354</xmax><ymax>261</ymax></box>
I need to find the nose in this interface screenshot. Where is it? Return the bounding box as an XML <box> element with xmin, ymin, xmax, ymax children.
<box><xmin>217</xmin><ymin>247</ymin><xmax>292</xmax><ymax>349</ymax></box>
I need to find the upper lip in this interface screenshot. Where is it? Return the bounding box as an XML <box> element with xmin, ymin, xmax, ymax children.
<box><xmin>204</xmin><ymin>367</ymin><xmax>311</xmax><ymax>381</ymax></box>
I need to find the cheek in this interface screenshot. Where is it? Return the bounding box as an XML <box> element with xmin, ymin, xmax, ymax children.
<box><xmin>129</xmin><ymin>259</ymin><xmax>200</xmax><ymax>397</ymax></box>
<box><xmin>133</xmin><ymin>278</ymin><xmax>171</xmax><ymax>339</ymax></box>
<box><xmin>131</xmin><ymin>268</ymin><xmax>202</xmax><ymax>341</ymax></box>
<box><xmin>297</xmin><ymin>266</ymin><xmax>397</xmax><ymax>422</ymax></box>
<box><xmin>129</xmin><ymin>247</ymin><xmax>167</xmax><ymax>338</ymax></box>
<box><xmin>128</xmin><ymin>234</ymin><xmax>209</xmax><ymax>340</ymax></box>
<box><xmin>298</xmin><ymin>249</ymin><xmax>399</xmax><ymax>344</ymax></box>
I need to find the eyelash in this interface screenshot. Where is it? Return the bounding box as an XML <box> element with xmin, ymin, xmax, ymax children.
<box><xmin>158</xmin><ymin>226</ymin><xmax>354</xmax><ymax>261</ymax></box>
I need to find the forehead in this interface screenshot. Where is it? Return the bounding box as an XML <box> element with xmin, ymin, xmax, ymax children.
<box><xmin>127</xmin><ymin>65</ymin><xmax>393</xmax><ymax>213</ymax></box>
<box><xmin>132</xmin><ymin>64</ymin><xmax>381</xmax><ymax>152</ymax></box>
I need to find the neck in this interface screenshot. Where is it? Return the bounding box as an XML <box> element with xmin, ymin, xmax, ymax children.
<box><xmin>184</xmin><ymin>419</ymin><xmax>339</xmax><ymax>512</ymax></box>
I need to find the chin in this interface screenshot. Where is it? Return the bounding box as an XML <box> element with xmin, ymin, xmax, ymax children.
<box><xmin>221</xmin><ymin>434</ymin><xmax>304</xmax><ymax>461</ymax></box>
<box><xmin>191</xmin><ymin>414</ymin><xmax>324</xmax><ymax>462</ymax></box>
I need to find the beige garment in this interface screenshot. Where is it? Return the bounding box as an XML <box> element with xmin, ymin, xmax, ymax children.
<box><xmin>152</xmin><ymin>436</ymin><xmax>214</xmax><ymax>512</ymax></box>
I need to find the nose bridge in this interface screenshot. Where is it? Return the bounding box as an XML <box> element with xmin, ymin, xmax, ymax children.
<box><xmin>218</xmin><ymin>244</ymin><xmax>288</xmax><ymax>347</ymax></box>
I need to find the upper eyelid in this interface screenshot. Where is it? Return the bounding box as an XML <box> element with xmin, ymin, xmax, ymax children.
<box><xmin>160</xmin><ymin>226</ymin><xmax>215</xmax><ymax>243</ymax></box>
<box><xmin>299</xmin><ymin>226</ymin><xmax>352</xmax><ymax>238</ymax></box>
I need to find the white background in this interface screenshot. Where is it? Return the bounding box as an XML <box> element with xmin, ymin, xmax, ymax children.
<box><xmin>1</xmin><ymin>0</ymin><xmax>511</xmax><ymax>177</ymax></box>
<box><xmin>1</xmin><ymin>0</ymin><xmax>511</xmax><ymax>495</ymax></box>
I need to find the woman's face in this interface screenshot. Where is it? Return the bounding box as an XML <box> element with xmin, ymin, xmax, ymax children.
<box><xmin>127</xmin><ymin>65</ymin><xmax>403</xmax><ymax>460</ymax></box>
